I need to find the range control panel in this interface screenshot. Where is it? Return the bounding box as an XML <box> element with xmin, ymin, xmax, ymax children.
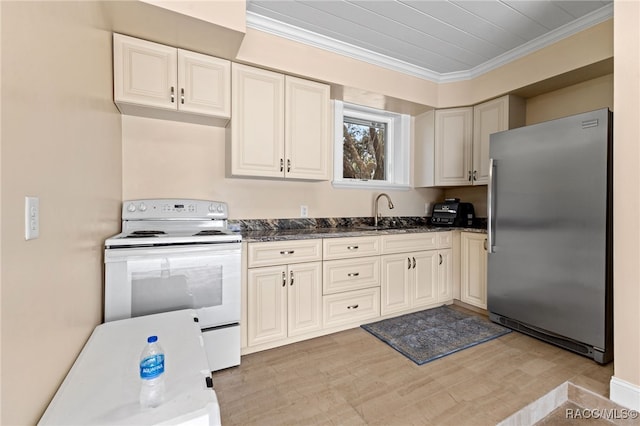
<box><xmin>122</xmin><ymin>199</ymin><xmax>228</xmax><ymax>220</ymax></box>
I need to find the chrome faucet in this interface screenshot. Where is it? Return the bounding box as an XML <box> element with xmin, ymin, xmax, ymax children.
<box><xmin>374</xmin><ymin>193</ymin><xmax>394</xmax><ymax>227</ymax></box>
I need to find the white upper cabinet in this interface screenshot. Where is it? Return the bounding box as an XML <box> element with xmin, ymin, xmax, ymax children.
<box><xmin>229</xmin><ymin>63</ymin><xmax>330</xmax><ymax>180</ymax></box>
<box><xmin>230</xmin><ymin>64</ymin><xmax>285</xmax><ymax>178</ymax></box>
<box><xmin>472</xmin><ymin>95</ymin><xmax>525</xmax><ymax>185</ymax></box>
<box><xmin>435</xmin><ymin>107</ymin><xmax>474</xmax><ymax>186</ymax></box>
<box><xmin>113</xmin><ymin>33</ymin><xmax>230</xmax><ymax>126</ymax></box>
<box><xmin>414</xmin><ymin>95</ymin><xmax>525</xmax><ymax>187</ymax></box>
<box><xmin>177</xmin><ymin>49</ymin><xmax>231</xmax><ymax>118</ymax></box>
<box><xmin>285</xmin><ymin>76</ymin><xmax>330</xmax><ymax>180</ymax></box>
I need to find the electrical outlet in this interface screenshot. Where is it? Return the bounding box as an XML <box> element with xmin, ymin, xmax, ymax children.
<box><xmin>300</xmin><ymin>205</ymin><xmax>309</xmax><ymax>218</ymax></box>
<box><xmin>25</xmin><ymin>196</ymin><xmax>40</xmax><ymax>240</ymax></box>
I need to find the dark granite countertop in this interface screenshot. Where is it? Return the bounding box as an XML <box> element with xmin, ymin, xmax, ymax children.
<box><xmin>234</xmin><ymin>217</ymin><xmax>487</xmax><ymax>243</ymax></box>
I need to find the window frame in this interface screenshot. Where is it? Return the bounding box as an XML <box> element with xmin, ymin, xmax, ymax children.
<box><xmin>333</xmin><ymin>101</ymin><xmax>411</xmax><ymax>190</ymax></box>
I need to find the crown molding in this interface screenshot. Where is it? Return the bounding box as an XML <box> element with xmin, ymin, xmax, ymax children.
<box><xmin>246</xmin><ymin>3</ymin><xmax>612</xmax><ymax>84</ymax></box>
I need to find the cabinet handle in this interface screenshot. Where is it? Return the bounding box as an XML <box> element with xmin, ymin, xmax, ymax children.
<box><xmin>439</xmin><ymin>254</ymin><xmax>443</xmax><ymax>265</ymax></box>
<box><xmin>468</xmin><ymin>170</ymin><xmax>472</xmax><ymax>182</ymax></box>
<box><xmin>347</xmin><ymin>245</ymin><xmax>359</xmax><ymax>250</ymax></box>
<box><xmin>412</xmin><ymin>257</ymin><xmax>416</xmax><ymax>269</ymax></box>
<box><xmin>347</xmin><ymin>272</ymin><xmax>360</xmax><ymax>277</ymax></box>
<box><xmin>280</xmin><ymin>250</ymin><xmax>295</xmax><ymax>255</ymax></box>
<box><xmin>473</xmin><ymin>170</ymin><xmax>478</xmax><ymax>181</ymax></box>
<box><xmin>180</xmin><ymin>88</ymin><xmax>185</xmax><ymax>104</ymax></box>
<box><xmin>287</xmin><ymin>159</ymin><xmax>291</xmax><ymax>172</ymax></box>
<box><xmin>170</xmin><ymin>86</ymin><xmax>175</xmax><ymax>103</ymax></box>
<box><xmin>290</xmin><ymin>270</ymin><xmax>294</xmax><ymax>286</ymax></box>
<box><xmin>347</xmin><ymin>304</ymin><xmax>359</xmax><ymax>310</ymax></box>
<box><xmin>483</xmin><ymin>239</ymin><xmax>488</xmax><ymax>251</ymax></box>
<box><xmin>280</xmin><ymin>158</ymin><xmax>284</xmax><ymax>172</ymax></box>
<box><xmin>407</xmin><ymin>258</ymin><xmax>411</xmax><ymax>269</ymax></box>
<box><xmin>282</xmin><ymin>271</ymin><xmax>286</xmax><ymax>287</ymax></box>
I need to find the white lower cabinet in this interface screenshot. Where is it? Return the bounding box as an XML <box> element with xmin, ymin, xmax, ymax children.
<box><xmin>460</xmin><ymin>232</ymin><xmax>488</xmax><ymax>309</ymax></box>
<box><xmin>381</xmin><ymin>233</ymin><xmax>453</xmax><ymax>316</ymax></box>
<box><xmin>244</xmin><ymin>231</ymin><xmax>458</xmax><ymax>353</ymax></box>
<box><xmin>246</xmin><ymin>239</ymin><xmax>323</xmax><ymax>348</ymax></box>
<box><xmin>322</xmin><ymin>236</ymin><xmax>381</xmax><ymax>329</ymax></box>
<box><xmin>323</xmin><ymin>287</ymin><xmax>380</xmax><ymax>329</ymax></box>
<box><xmin>247</xmin><ymin>262</ymin><xmax>322</xmax><ymax>346</ymax></box>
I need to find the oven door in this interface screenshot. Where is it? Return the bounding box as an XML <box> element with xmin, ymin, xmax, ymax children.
<box><xmin>104</xmin><ymin>243</ymin><xmax>240</xmax><ymax>328</ymax></box>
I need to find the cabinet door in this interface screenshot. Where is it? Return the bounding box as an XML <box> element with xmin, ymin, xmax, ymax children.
<box><xmin>437</xmin><ymin>249</ymin><xmax>453</xmax><ymax>302</ymax></box>
<box><xmin>434</xmin><ymin>108</ymin><xmax>473</xmax><ymax>186</ymax></box>
<box><xmin>285</xmin><ymin>76</ymin><xmax>330</xmax><ymax>180</ymax></box>
<box><xmin>461</xmin><ymin>233</ymin><xmax>488</xmax><ymax>309</ymax></box>
<box><xmin>381</xmin><ymin>253</ymin><xmax>412</xmax><ymax>315</ymax></box>
<box><xmin>113</xmin><ymin>33</ymin><xmax>177</xmax><ymax>110</ymax></box>
<box><xmin>288</xmin><ymin>262</ymin><xmax>323</xmax><ymax>337</ymax></box>
<box><xmin>230</xmin><ymin>63</ymin><xmax>285</xmax><ymax>177</ymax></box>
<box><xmin>247</xmin><ymin>265</ymin><xmax>288</xmax><ymax>346</ymax></box>
<box><xmin>177</xmin><ymin>49</ymin><xmax>230</xmax><ymax>117</ymax></box>
<box><xmin>412</xmin><ymin>251</ymin><xmax>439</xmax><ymax>308</ymax></box>
<box><xmin>473</xmin><ymin>97</ymin><xmax>508</xmax><ymax>185</ymax></box>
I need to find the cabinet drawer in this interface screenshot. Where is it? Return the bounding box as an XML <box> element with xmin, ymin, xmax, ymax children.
<box><xmin>248</xmin><ymin>239</ymin><xmax>322</xmax><ymax>268</ymax></box>
<box><xmin>437</xmin><ymin>231</ymin><xmax>452</xmax><ymax>248</ymax></box>
<box><xmin>323</xmin><ymin>288</ymin><xmax>380</xmax><ymax>329</ymax></box>
<box><xmin>381</xmin><ymin>233</ymin><xmax>437</xmax><ymax>254</ymax></box>
<box><xmin>323</xmin><ymin>236</ymin><xmax>380</xmax><ymax>260</ymax></box>
<box><xmin>323</xmin><ymin>257</ymin><xmax>380</xmax><ymax>294</ymax></box>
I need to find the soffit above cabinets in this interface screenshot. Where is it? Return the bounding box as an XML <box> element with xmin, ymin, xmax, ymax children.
<box><xmin>246</xmin><ymin>0</ymin><xmax>612</xmax><ymax>83</ymax></box>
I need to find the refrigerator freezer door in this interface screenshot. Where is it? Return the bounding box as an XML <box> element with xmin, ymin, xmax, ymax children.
<box><xmin>487</xmin><ymin>109</ymin><xmax>611</xmax><ymax>351</ymax></box>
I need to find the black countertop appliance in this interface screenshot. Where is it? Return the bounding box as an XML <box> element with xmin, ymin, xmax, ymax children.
<box><xmin>430</xmin><ymin>198</ymin><xmax>475</xmax><ymax>227</ymax></box>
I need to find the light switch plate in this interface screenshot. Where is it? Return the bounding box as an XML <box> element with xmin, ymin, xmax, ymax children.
<box><xmin>25</xmin><ymin>196</ymin><xmax>40</xmax><ymax>240</ymax></box>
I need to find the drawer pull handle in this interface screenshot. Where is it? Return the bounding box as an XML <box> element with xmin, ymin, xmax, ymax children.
<box><xmin>347</xmin><ymin>304</ymin><xmax>359</xmax><ymax>310</ymax></box>
<box><xmin>347</xmin><ymin>272</ymin><xmax>360</xmax><ymax>277</ymax></box>
<box><xmin>347</xmin><ymin>245</ymin><xmax>359</xmax><ymax>250</ymax></box>
<box><xmin>280</xmin><ymin>250</ymin><xmax>295</xmax><ymax>255</ymax></box>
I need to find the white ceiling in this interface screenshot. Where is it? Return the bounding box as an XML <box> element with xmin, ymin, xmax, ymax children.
<box><xmin>246</xmin><ymin>0</ymin><xmax>613</xmax><ymax>82</ymax></box>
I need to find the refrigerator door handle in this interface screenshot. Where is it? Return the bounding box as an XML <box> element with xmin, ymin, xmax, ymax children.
<box><xmin>487</xmin><ymin>158</ymin><xmax>496</xmax><ymax>254</ymax></box>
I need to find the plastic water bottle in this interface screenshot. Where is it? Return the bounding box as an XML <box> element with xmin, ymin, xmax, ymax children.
<box><xmin>139</xmin><ymin>335</ymin><xmax>165</xmax><ymax>408</ymax></box>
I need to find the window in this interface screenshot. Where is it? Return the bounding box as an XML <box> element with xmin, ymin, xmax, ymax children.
<box><xmin>333</xmin><ymin>101</ymin><xmax>410</xmax><ymax>189</ymax></box>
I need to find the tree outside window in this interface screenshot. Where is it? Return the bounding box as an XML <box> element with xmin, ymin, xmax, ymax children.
<box><xmin>343</xmin><ymin>118</ymin><xmax>386</xmax><ymax>180</ymax></box>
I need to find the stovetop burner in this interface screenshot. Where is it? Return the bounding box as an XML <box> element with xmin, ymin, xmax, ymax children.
<box><xmin>125</xmin><ymin>230</ymin><xmax>166</xmax><ymax>238</ymax></box>
<box><xmin>193</xmin><ymin>230</ymin><xmax>224</xmax><ymax>236</ymax></box>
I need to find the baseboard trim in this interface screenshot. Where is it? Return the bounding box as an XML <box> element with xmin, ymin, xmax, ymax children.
<box><xmin>610</xmin><ymin>376</ymin><xmax>640</xmax><ymax>411</ymax></box>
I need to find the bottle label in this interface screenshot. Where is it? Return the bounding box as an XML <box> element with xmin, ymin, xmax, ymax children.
<box><xmin>140</xmin><ymin>354</ymin><xmax>165</xmax><ymax>380</ymax></box>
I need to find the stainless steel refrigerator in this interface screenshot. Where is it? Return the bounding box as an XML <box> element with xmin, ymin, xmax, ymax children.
<box><xmin>487</xmin><ymin>108</ymin><xmax>613</xmax><ymax>364</ymax></box>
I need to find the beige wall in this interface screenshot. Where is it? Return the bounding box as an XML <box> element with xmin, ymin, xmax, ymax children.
<box><xmin>1</xmin><ymin>2</ymin><xmax>122</xmax><ymax>424</ymax></box>
<box><xmin>122</xmin><ymin>115</ymin><xmax>442</xmax><ymax>219</ymax></box>
<box><xmin>526</xmin><ymin>74</ymin><xmax>613</xmax><ymax>125</ymax></box>
<box><xmin>612</xmin><ymin>0</ymin><xmax>640</xmax><ymax>403</ymax></box>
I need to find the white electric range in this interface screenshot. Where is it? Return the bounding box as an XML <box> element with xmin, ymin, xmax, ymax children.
<box><xmin>104</xmin><ymin>199</ymin><xmax>242</xmax><ymax>371</ymax></box>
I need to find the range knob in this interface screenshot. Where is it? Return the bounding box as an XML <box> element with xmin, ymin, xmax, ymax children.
<box><xmin>209</xmin><ymin>203</ymin><xmax>217</xmax><ymax>213</ymax></box>
<box><xmin>217</xmin><ymin>205</ymin><xmax>224</xmax><ymax>213</ymax></box>
<box><xmin>127</xmin><ymin>203</ymin><xmax>136</xmax><ymax>213</ymax></box>
<box><xmin>139</xmin><ymin>202</ymin><xmax>147</xmax><ymax>212</ymax></box>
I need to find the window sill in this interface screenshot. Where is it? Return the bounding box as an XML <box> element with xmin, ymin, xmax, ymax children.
<box><xmin>331</xmin><ymin>180</ymin><xmax>411</xmax><ymax>191</ymax></box>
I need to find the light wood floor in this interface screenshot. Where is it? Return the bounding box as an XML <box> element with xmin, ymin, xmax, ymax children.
<box><xmin>212</xmin><ymin>308</ymin><xmax>613</xmax><ymax>426</ymax></box>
